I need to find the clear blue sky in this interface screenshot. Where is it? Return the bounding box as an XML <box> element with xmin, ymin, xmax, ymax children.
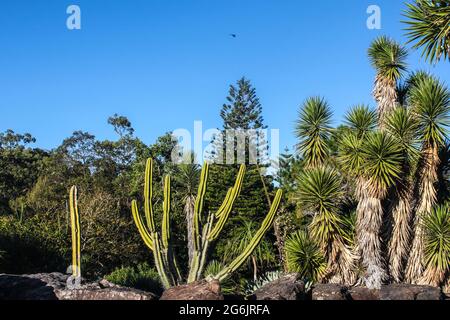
<box><xmin>0</xmin><ymin>0</ymin><xmax>449</xmax><ymax>152</ymax></box>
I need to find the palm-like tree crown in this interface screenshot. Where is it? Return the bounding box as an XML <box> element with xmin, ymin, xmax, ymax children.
<box><xmin>410</xmin><ymin>75</ymin><xmax>450</xmax><ymax>148</ymax></box>
<box><xmin>421</xmin><ymin>205</ymin><xmax>450</xmax><ymax>285</ymax></box>
<box><xmin>403</xmin><ymin>0</ymin><xmax>450</xmax><ymax>64</ymax></box>
<box><xmin>295</xmin><ymin>97</ymin><xmax>333</xmax><ymax>168</ymax></box>
<box><xmin>296</xmin><ymin>167</ymin><xmax>343</xmax><ymax>217</ymax></box>
<box><xmin>361</xmin><ymin>131</ymin><xmax>404</xmax><ymax>195</ymax></box>
<box><xmin>345</xmin><ymin>105</ymin><xmax>378</xmax><ymax>138</ymax></box>
<box><xmin>386</xmin><ymin>107</ymin><xmax>420</xmax><ymax>158</ymax></box>
<box><xmin>368</xmin><ymin>36</ymin><xmax>408</xmax><ymax>82</ymax></box>
<box><xmin>285</xmin><ymin>230</ymin><xmax>327</xmax><ymax>282</ymax></box>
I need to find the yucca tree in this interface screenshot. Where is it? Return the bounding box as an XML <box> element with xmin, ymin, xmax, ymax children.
<box><xmin>285</xmin><ymin>230</ymin><xmax>327</xmax><ymax>283</ymax></box>
<box><xmin>368</xmin><ymin>36</ymin><xmax>408</xmax><ymax>128</ymax></box>
<box><xmin>418</xmin><ymin>205</ymin><xmax>450</xmax><ymax>286</ymax></box>
<box><xmin>403</xmin><ymin>0</ymin><xmax>450</xmax><ymax>64</ymax></box>
<box><xmin>295</xmin><ymin>96</ymin><xmax>333</xmax><ymax>168</ymax></box>
<box><xmin>340</xmin><ymin>130</ymin><xmax>404</xmax><ymax>288</ymax></box>
<box><xmin>385</xmin><ymin>107</ymin><xmax>419</xmax><ymax>282</ymax></box>
<box><xmin>344</xmin><ymin>105</ymin><xmax>378</xmax><ymax>138</ymax></box>
<box><xmin>173</xmin><ymin>156</ymin><xmax>200</xmax><ymax>266</ymax></box>
<box><xmin>406</xmin><ymin>75</ymin><xmax>450</xmax><ymax>283</ymax></box>
<box><xmin>295</xmin><ymin>167</ymin><xmax>357</xmax><ymax>284</ymax></box>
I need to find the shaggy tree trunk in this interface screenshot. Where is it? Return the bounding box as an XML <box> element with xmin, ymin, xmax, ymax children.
<box><xmin>356</xmin><ymin>179</ymin><xmax>388</xmax><ymax>289</ymax></box>
<box><xmin>327</xmin><ymin>238</ymin><xmax>357</xmax><ymax>285</ymax></box>
<box><xmin>406</xmin><ymin>146</ymin><xmax>439</xmax><ymax>284</ymax></box>
<box><xmin>388</xmin><ymin>181</ymin><xmax>413</xmax><ymax>283</ymax></box>
<box><xmin>184</xmin><ymin>196</ymin><xmax>196</xmax><ymax>267</ymax></box>
<box><xmin>373</xmin><ymin>76</ymin><xmax>398</xmax><ymax>130</ymax></box>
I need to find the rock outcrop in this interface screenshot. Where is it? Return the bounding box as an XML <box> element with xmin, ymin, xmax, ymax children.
<box><xmin>250</xmin><ymin>273</ymin><xmax>306</xmax><ymax>300</ymax></box>
<box><xmin>0</xmin><ymin>273</ymin><xmax>157</xmax><ymax>300</ymax></box>
<box><xmin>160</xmin><ymin>280</ymin><xmax>223</xmax><ymax>300</ymax></box>
<box><xmin>312</xmin><ymin>283</ymin><xmax>443</xmax><ymax>300</ymax></box>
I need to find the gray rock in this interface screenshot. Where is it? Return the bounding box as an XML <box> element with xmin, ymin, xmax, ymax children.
<box><xmin>312</xmin><ymin>284</ymin><xmax>348</xmax><ymax>300</ymax></box>
<box><xmin>160</xmin><ymin>280</ymin><xmax>223</xmax><ymax>300</ymax></box>
<box><xmin>379</xmin><ymin>284</ymin><xmax>442</xmax><ymax>301</ymax></box>
<box><xmin>0</xmin><ymin>273</ymin><xmax>157</xmax><ymax>300</ymax></box>
<box><xmin>251</xmin><ymin>273</ymin><xmax>306</xmax><ymax>300</ymax></box>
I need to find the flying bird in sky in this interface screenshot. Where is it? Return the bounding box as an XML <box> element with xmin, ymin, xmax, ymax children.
<box><xmin>229</xmin><ymin>34</ymin><xmax>237</xmax><ymax>38</ymax></box>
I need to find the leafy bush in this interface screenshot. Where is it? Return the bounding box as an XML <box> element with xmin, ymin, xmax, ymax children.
<box><xmin>0</xmin><ymin>215</ymin><xmax>68</xmax><ymax>274</ymax></box>
<box><xmin>105</xmin><ymin>263</ymin><xmax>163</xmax><ymax>294</ymax></box>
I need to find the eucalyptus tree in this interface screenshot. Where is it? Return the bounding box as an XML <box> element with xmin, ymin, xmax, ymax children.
<box><xmin>406</xmin><ymin>75</ymin><xmax>450</xmax><ymax>283</ymax></box>
<box><xmin>403</xmin><ymin>0</ymin><xmax>450</xmax><ymax>64</ymax></box>
<box><xmin>368</xmin><ymin>36</ymin><xmax>408</xmax><ymax>128</ymax></box>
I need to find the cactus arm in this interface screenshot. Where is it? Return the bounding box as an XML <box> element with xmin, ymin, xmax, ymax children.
<box><xmin>215</xmin><ymin>165</ymin><xmax>245</xmax><ymax>218</ymax></box>
<box><xmin>144</xmin><ymin>158</ymin><xmax>156</xmax><ymax>232</ymax></box>
<box><xmin>208</xmin><ymin>165</ymin><xmax>246</xmax><ymax>240</ymax></box>
<box><xmin>196</xmin><ymin>213</ymin><xmax>215</xmax><ymax>280</ymax></box>
<box><xmin>131</xmin><ymin>200</ymin><xmax>154</xmax><ymax>250</ymax></box>
<box><xmin>162</xmin><ymin>175</ymin><xmax>171</xmax><ymax>248</ymax></box>
<box><xmin>152</xmin><ymin>232</ymin><xmax>172</xmax><ymax>289</ymax></box>
<box><xmin>69</xmin><ymin>186</ymin><xmax>81</xmax><ymax>278</ymax></box>
<box><xmin>193</xmin><ymin>162</ymin><xmax>209</xmax><ymax>250</ymax></box>
<box><xmin>214</xmin><ymin>189</ymin><xmax>283</xmax><ymax>281</ymax></box>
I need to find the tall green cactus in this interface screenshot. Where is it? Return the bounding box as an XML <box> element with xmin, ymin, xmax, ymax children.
<box><xmin>69</xmin><ymin>186</ymin><xmax>81</xmax><ymax>279</ymax></box>
<box><xmin>131</xmin><ymin>158</ymin><xmax>283</xmax><ymax>287</ymax></box>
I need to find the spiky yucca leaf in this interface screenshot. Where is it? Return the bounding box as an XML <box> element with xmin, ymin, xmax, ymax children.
<box><xmin>296</xmin><ymin>167</ymin><xmax>343</xmax><ymax>219</ymax></box>
<box><xmin>368</xmin><ymin>36</ymin><xmax>408</xmax><ymax>128</ymax></box>
<box><xmin>285</xmin><ymin>230</ymin><xmax>327</xmax><ymax>283</ymax></box>
<box><xmin>296</xmin><ymin>167</ymin><xmax>357</xmax><ymax>284</ymax></box>
<box><xmin>368</xmin><ymin>36</ymin><xmax>408</xmax><ymax>82</ymax></box>
<box><xmin>386</xmin><ymin>106</ymin><xmax>420</xmax><ymax>158</ymax></box>
<box><xmin>295</xmin><ymin>97</ymin><xmax>332</xmax><ymax>168</ymax></box>
<box><xmin>411</xmin><ymin>75</ymin><xmax>450</xmax><ymax>147</ymax></box>
<box><xmin>362</xmin><ymin>132</ymin><xmax>404</xmax><ymax>195</ymax></box>
<box><xmin>345</xmin><ymin>105</ymin><xmax>377</xmax><ymax>138</ymax></box>
<box><xmin>420</xmin><ymin>205</ymin><xmax>450</xmax><ymax>286</ymax></box>
<box><xmin>338</xmin><ymin>131</ymin><xmax>365</xmax><ymax>177</ymax></box>
<box><xmin>403</xmin><ymin>0</ymin><xmax>450</xmax><ymax>64</ymax></box>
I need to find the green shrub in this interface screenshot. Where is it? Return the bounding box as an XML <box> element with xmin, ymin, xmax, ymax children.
<box><xmin>285</xmin><ymin>230</ymin><xmax>327</xmax><ymax>283</ymax></box>
<box><xmin>105</xmin><ymin>263</ymin><xmax>163</xmax><ymax>295</ymax></box>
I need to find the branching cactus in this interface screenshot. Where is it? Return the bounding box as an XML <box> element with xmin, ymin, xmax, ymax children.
<box><xmin>131</xmin><ymin>158</ymin><xmax>283</xmax><ymax>288</ymax></box>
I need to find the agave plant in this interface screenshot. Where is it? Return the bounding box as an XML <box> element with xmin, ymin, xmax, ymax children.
<box><xmin>418</xmin><ymin>205</ymin><xmax>450</xmax><ymax>287</ymax></box>
<box><xmin>295</xmin><ymin>167</ymin><xmax>357</xmax><ymax>284</ymax></box>
<box><xmin>295</xmin><ymin>96</ymin><xmax>333</xmax><ymax>168</ymax></box>
<box><xmin>403</xmin><ymin>0</ymin><xmax>450</xmax><ymax>64</ymax></box>
<box><xmin>368</xmin><ymin>36</ymin><xmax>408</xmax><ymax>128</ymax></box>
<box><xmin>285</xmin><ymin>230</ymin><xmax>327</xmax><ymax>283</ymax></box>
<box><xmin>406</xmin><ymin>75</ymin><xmax>450</xmax><ymax>283</ymax></box>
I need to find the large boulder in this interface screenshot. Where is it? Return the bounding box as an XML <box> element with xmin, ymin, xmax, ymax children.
<box><xmin>312</xmin><ymin>284</ymin><xmax>349</xmax><ymax>300</ymax></box>
<box><xmin>0</xmin><ymin>273</ymin><xmax>157</xmax><ymax>300</ymax></box>
<box><xmin>160</xmin><ymin>280</ymin><xmax>223</xmax><ymax>300</ymax></box>
<box><xmin>250</xmin><ymin>273</ymin><xmax>306</xmax><ymax>300</ymax></box>
<box><xmin>312</xmin><ymin>283</ymin><xmax>443</xmax><ymax>300</ymax></box>
<box><xmin>379</xmin><ymin>284</ymin><xmax>442</xmax><ymax>301</ymax></box>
